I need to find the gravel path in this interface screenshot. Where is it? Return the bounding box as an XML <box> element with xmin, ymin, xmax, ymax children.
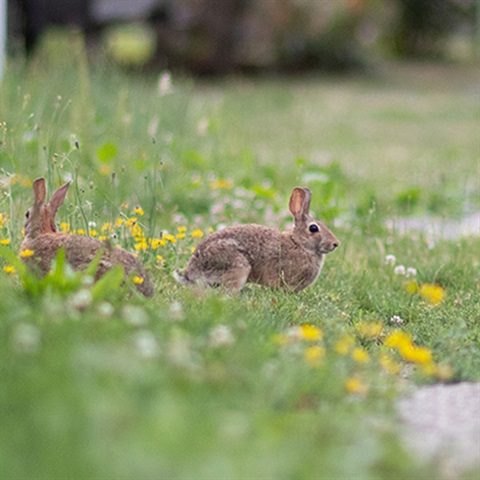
<box><xmin>398</xmin><ymin>383</ymin><xmax>480</xmax><ymax>479</ymax></box>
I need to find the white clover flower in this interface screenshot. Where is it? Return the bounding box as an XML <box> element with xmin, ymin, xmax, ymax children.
<box><xmin>71</xmin><ymin>289</ymin><xmax>93</xmax><ymax>311</ymax></box>
<box><xmin>208</xmin><ymin>325</ymin><xmax>235</xmax><ymax>348</ymax></box>
<box><xmin>169</xmin><ymin>302</ymin><xmax>184</xmax><ymax>322</ymax></box>
<box><xmin>390</xmin><ymin>315</ymin><xmax>404</xmax><ymax>325</ymax></box>
<box><xmin>385</xmin><ymin>254</ymin><xmax>396</xmax><ymax>266</ymax></box>
<box><xmin>406</xmin><ymin>267</ymin><xmax>417</xmax><ymax>278</ymax></box>
<box><xmin>12</xmin><ymin>323</ymin><xmax>41</xmax><ymax>354</ymax></box>
<box><xmin>197</xmin><ymin>118</ymin><xmax>209</xmax><ymax>136</ymax></box>
<box><xmin>122</xmin><ymin>305</ymin><xmax>149</xmax><ymax>327</ymax></box>
<box><xmin>133</xmin><ymin>330</ymin><xmax>160</xmax><ymax>358</ymax></box>
<box><xmin>394</xmin><ymin>265</ymin><xmax>406</xmax><ymax>275</ymax></box>
<box><xmin>97</xmin><ymin>302</ymin><xmax>114</xmax><ymax>318</ymax></box>
<box><xmin>158</xmin><ymin>71</ymin><xmax>173</xmax><ymax>96</ymax></box>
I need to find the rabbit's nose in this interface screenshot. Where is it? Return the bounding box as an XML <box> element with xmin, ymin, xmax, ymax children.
<box><xmin>332</xmin><ymin>242</ymin><xmax>339</xmax><ymax>249</ymax></box>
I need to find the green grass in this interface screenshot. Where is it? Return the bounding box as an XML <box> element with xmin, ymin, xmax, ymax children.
<box><xmin>0</xmin><ymin>37</ymin><xmax>479</xmax><ymax>480</ymax></box>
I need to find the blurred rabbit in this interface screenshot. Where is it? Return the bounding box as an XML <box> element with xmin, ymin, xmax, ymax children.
<box><xmin>21</xmin><ymin>177</ymin><xmax>154</xmax><ymax>297</ymax></box>
<box><xmin>175</xmin><ymin>187</ymin><xmax>339</xmax><ymax>293</ymax></box>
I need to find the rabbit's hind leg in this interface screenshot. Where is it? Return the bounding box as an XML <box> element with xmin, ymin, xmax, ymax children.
<box><xmin>220</xmin><ymin>253</ymin><xmax>251</xmax><ymax>293</ymax></box>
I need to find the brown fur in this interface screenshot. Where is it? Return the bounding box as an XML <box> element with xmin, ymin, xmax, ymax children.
<box><xmin>21</xmin><ymin>178</ymin><xmax>154</xmax><ymax>297</ymax></box>
<box><xmin>176</xmin><ymin>187</ymin><xmax>339</xmax><ymax>293</ymax></box>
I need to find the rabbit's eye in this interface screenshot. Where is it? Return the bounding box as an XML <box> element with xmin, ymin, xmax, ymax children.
<box><xmin>25</xmin><ymin>210</ymin><xmax>30</xmax><ymax>219</ymax></box>
<box><xmin>309</xmin><ymin>224</ymin><xmax>319</xmax><ymax>233</ymax></box>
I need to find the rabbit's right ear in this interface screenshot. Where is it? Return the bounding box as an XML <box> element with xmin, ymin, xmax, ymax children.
<box><xmin>49</xmin><ymin>182</ymin><xmax>70</xmax><ymax>217</ymax></box>
<box><xmin>33</xmin><ymin>178</ymin><xmax>47</xmax><ymax>207</ymax></box>
<box><xmin>289</xmin><ymin>187</ymin><xmax>312</xmax><ymax>219</ymax></box>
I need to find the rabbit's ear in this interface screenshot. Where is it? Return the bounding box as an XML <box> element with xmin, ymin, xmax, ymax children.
<box><xmin>49</xmin><ymin>182</ymin><xmax>70</xmax><ymax>217</ymax></box>
<box><xmin>289</xmin><ymin>187</ymin><xmax>312</xmax><ymax>219</ymax></box>
<box><xmin>33</xmin><ymin>178</ymin><xmax>46</xmax><ymax>207</ymax></box>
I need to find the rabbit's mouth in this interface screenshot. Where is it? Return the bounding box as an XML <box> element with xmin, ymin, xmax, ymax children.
<box><xmin>319</xmin><ymin>243</ymin><xmax>339</xmax><ymax>254</ymax></box>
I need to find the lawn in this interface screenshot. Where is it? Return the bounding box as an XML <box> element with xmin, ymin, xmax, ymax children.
<box><xmin>0</xmin><ymin>38</ymin><xmax>479</xmax><ymax>480</ymax></box>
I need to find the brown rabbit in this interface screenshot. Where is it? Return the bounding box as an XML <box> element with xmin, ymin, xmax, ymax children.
<box><xmin>175</xmin><ymin>187</ymin><xmax>339</xmax><ymax>293</ymax></box>
<box><xmin>20</xmin><ymin>178</ymin><xmax>154</xmax><ymax>297</ymax></box>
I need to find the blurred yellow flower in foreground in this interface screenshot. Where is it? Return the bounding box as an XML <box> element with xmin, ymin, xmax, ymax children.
<box><xmin>351</xmin><ymin>347</ymin><xmax>370</xmax><ymax>363</ymax></box>
<box><xmin>299</xmin><ymin>324</ymin><xmax>323</xmax><ymax>341</ymax></box>
<box><xmin>0</xmin><ymin>238</ymin><xmax>10</xmax><ymax>245</ymax></box>
<box><xmin>133</xmin><ymin>276</ymin><xmax>144</xmax><ymax>285</ymax></box>
<box><xmin>20</xmin><ymin>249</ymin><xmax>34</xmax><ymax>258</ymax></box>
<box><xmin>334</xmin><ymin>334</ymin><xmax>355</xmax><ymax>355</ymax></box>
<box><xmin>346</xmin><ymin>377</ymin><xmax>368</xmax><ymax>395</ymax></box>
<box><xmin>3</xmin><ymin>265</ymin><xmax>16</xmax><ymax>274</ymax></box>
<box><xmin>304</xmin><ymin>346</ymin><xmax>325</xmax><ymax>367</ymax></box>
<box><xmin>355</xmin><ymin>321</ymin><xmax>383</xmax><ymax>339</ymax></box>
<box><xmin>418</xmin><ymin>283</ymin><xmax>445</xmax><ymax>306</ymax></box>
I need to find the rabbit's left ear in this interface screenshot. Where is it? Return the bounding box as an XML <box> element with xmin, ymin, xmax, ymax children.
<box><xmin>289</xmin><ymin>187</ymin><xmax>312</xmax><ymax>218</ymax></box>
<box><xmin>49</xmin><ymin>182</ymin><xmax>70</xmax><ymax>217</ymax></box>
<box><xmin>33</xmin><ymin>178</ymin><xmax>47</xmax><ymax>207</ymax></box>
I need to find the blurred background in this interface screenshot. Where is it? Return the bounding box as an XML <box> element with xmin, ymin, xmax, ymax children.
<box><xmin>5</xmin><ymin>0</ymin><xmax>479</xmax><ymax>74</ymax></box>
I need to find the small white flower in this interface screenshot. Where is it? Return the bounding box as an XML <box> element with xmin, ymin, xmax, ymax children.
<box><xmin>71</xmin><ymin>289</ymin><xmax>93</xmax><ymax>311</ymax></box>
<box><xmin>406</xmin><ymin>267</ymin><xmax>417</xmax><ymax>278</ymax></box>
<box><xmin>385</xmin><ymin>254</ymin><xmax>396</xmax><ymax>266</ymax></box>
<box><xmin>97</xmin><ymin>302</ymin><xmax>114</xmax><ymax>318</ymax></box>
<box><xmin>122</xmin><ymin>305</ymin><xmax>149</xmax><ymax>327</ymax></box>
<box><xmin>394</xmin><ymin>265</ymin><xmax>406</xmax><ymax>276</ymax></box>
<box><xmin>169</xmin><ymin>302</ymin><xmax>184</xmax><ymax>322</ymax></box>
<box><xmin>208</xmin><ymin>325</ymin><xmax>235</xmax><ymax>348</ymax></box>
<box><xmin>158</xmin><ymin>71</ymin><xmax>173</xmax><ymax>96</ymax></box>
<box><xmin>12</xmin><ymin>323</ymin><xmax>41</xmax><ymax>353</ymax></box>
<box><xmin>133</xmin><ymin>330</ymin><xmax>160</xmax><ymax>358</ymax></box>
<box><xmin>390</xmin><ymin>315</ymin><xmax>404</xmax><ymax>325</ymax></box>
<box><xmin>197</xmin><ymin>118</ymin><xmax>209</xmax><ymax>136</ymax></box>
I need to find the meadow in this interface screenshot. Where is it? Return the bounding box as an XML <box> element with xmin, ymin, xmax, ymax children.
<box><xmin>0</xmin><ymin>37</ymin><xmax>479</xmax><ymax>479</ymax></box>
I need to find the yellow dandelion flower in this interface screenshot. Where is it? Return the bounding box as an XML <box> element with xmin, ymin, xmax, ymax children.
<box><xmin>384</xmin><ymin>330</ymin><xmax>412</xmax><ymax>349</ymax></box>
<box><xmin>101</xmin><ymin>222</ymin><xmax>112</xmax><ymax>233</ymax></box>
<box><xmin>134</xmin><ymin>206</ymin><xmax>144</xmax><ymax>216</ymax></box>
<box><xmin>299</xmin><ymin>324</ymin><xmax>323</xmax><ymax>341</ymax></box>
<box><xmin>334</xmin><ymin>334</ymin><xmax>355</xmax><ymax>355</ymax></box>
<box><xmin>150</xmin><ymin>238</ymin><xmax>167</xmax><ymax>249</ymax></box>
<box><xmin>355</xmin><ymin>321</ymin><xmax>383</xmax><ymax>339</ymax></box>
<box><xmin>99</xmin><ymin>235</ymin><xmax>108</xmax><ymax>241</ymax></box>
<box><xmin>89</xmin><ymin>230</ymin><xmax>98</xmax><ymax>237</ymax></box>
<box><xmin>116</xmin><ymin>218</ymin><xmax>124</xmax><ymax>227</ymax></box>
<box><xmin>398</xmin><ymin>344</ymin><xmax>433</xmax><ymax>364</ymax></box>
<box><xmin>3</xmin><ymin>265</ymin><xmax>16</xmax><ymax>274</ymax></box>
<box><xmin>351</xmin><ymin>347</ymin><xmax>370</xmax><ymax>363</ymax></box>
<box><xmin>59</xmin><ymin>222</ymin><xmax>70</xmax><ymax>233</ymax></box>
<box><xmin>191</xmin><ymin>229</ymin><xmax>204</xmax><ymax>238</ymax></box>
<box><xmin>156</xmin><ymin>255</ymin><xmax>164</xmax><ymax>262</ymax></box>
<box><xmin>134</xmin><ymin>240</ymin><xmax>148</xmax><ymax>251</ymax></box>
<box><xmin>77</xmin><ymin>229</ymin><xmax>86</xmax><ymax>235</ymax></box>
<box><xmin>177</xmin><ymin>226</ymin><xmax>187</xmax><ymax>233</ymax></box>
<box><xmin>176</xmin><ymin>233</ymin><xmax>186</xmax><ymax>240</ymax></box>
<box><xmin>20</xmin><ymin>249</ymin><xmax>35</xmax><ymax>258</ymax></box>
<box><xmin>420</xmin><ymin>361</ymin><xmax>438</xmax><ymax>376</ymax></box>
<box><xmin>436</xmin><ymin>364</ymin><xmax>453</xmax><ymax>381</ymax></box>
<box><xmin>304</xmin><ymin>345</ymin><xmax>325</xmax><ymax>366</ymax></box>
<box><xmin>379</xmin><ymin>353</ymin><xmax>401</xmax><ymax>375</ymax></box>
<box><xmin>126</xmin><ymin>217</ymin><xmax>137</xmax><ymax>227</ymax></box>
<box><xmin>133</xmin><ymin>276</ymin><xmax>144</xmax><ymax>285</ymax></box>
<box><xmin>209</xmin><ymin>179</ymin><xmax>233</xmax><ymax>190</ymax></box>
<box><xmin>404</xmin><ymin>280</ymin><xmax>419</xmax><ymax>294</ymax></box>
<box><xmin>163</xmin><ymin>233</ymin><xmax>176</xmax><ymax>244</ymax></box>
<box><xmin>418</xmin><ymin>283</ymin><xmax>445</xmax><ymax>306</ymax></box>
<box><xmin>345</xmin><ymin>377</ymin><xmax>368</xmax><ymax>395</ymax></box>
<box><xmin>0</xmin><ymin>238</ymin><xmax>10</xmax><ymax>245</ymax></box>
<box><xmin>100</xmin><ymin>165</ymin><xmax>111</xmax><ymax>176</ymax></box>
<box><xmin>191</xmin><ymin>246</ymin><xmax>196</xmax><ymax>253</ymax></box>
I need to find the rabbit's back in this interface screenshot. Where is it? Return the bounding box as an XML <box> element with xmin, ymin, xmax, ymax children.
<box><xmin>189</xmin><ymin>225</ymin><xmax>324</xmax><ymax>291</ymax></box>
